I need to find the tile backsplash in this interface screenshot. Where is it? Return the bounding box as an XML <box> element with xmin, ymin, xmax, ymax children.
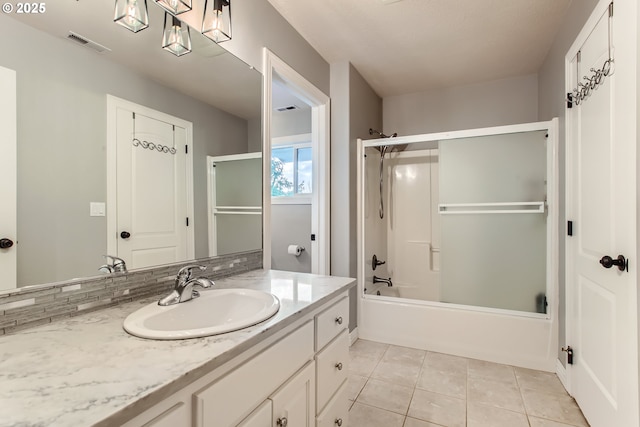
<box><xmin>0</xmin><ymin>250</ymin><xmax>262</xmax><ymax>336</ymax></box>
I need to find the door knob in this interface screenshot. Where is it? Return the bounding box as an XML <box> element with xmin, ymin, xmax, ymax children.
<box><xmin>0</xmin><ymin>238</ymin><xmax>13</xmax><ymax>249</ymax></box>
<box><xmin>120</xmin><ymin>231</ymin><xmax>131</xmax><ymax>239</ymax></box>
<box><xmin>599</xmin><ymin>255</ymin><xmax>628</xmax><ymax>272</ymax></box>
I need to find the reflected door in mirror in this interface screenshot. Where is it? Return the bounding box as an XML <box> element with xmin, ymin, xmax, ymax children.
<box><xmin>0</xmin><ymin>66</ymin><xmax>17</xmax><ymax>291</ymax></box>
<box><xmin>115</xmin><ymin>105</ymin><xmax>193</xmax><ymax>269</ymax></box>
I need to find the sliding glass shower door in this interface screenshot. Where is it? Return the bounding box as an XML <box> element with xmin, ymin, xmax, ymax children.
<box><xmin>438</xmin><ymin>131</ymin><xmax>548</xmax><ymax>313</ymax></box>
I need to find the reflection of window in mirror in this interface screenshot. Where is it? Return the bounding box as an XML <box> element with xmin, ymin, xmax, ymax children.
<box><xmin>271</xmin><ymin>133</ymin><xmax>312</xmax><ymax>203</ymax></box>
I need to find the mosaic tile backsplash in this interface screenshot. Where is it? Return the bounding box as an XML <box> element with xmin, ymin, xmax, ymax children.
<box><xmin>0</xmin><ymin>250</ymin><xmax>262</xmax><ymax>336</ymax></box>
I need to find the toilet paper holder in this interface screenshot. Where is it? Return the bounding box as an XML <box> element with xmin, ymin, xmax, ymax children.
<box><xmin>287</xmin><ymin>245</ymin><xmax>305</xmax><ymax>257</ymax></box>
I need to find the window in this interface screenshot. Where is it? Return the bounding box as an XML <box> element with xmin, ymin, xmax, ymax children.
<box><xmin>271</xmin><ymin>134</ymin><xmax>312</xmax><ymax>203</ymax></box>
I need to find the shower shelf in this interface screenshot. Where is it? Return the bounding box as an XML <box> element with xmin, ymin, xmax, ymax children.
<box><xmin>438</xmin><ymin>202</ymin><xmax>545</xmax><ymax>215</ymax></box>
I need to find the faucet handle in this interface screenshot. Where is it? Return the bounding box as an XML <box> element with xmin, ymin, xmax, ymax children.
<box><xmin>177</xmin><ymin>265</ymin><xmax>207</xmax><ymax>281</ymax></box>
<box><xmin>102</xmin><ymin>255</ymin><xmax>127</xmax><ymax>273</ymax></box>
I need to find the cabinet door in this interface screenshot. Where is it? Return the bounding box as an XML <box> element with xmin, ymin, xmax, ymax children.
<box><xmin>238</xmin><ymin>401</ymin><xmax>271</xmax><ymax>427</ymax></box>
<box><xmin>271</xmin><ymin>362</ymin><xmax>315</xmax><ymax>427</ymax></box>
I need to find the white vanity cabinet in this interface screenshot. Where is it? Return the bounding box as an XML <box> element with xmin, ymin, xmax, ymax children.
<box><xmin>121</xmin><ymin>291</ymin><xmax>351</xmax><ymax>427</ymax></box>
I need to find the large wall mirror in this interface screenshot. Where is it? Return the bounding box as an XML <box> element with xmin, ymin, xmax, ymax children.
<box><xmin>0</xmin><ymin>1</ymin><xmax>262</xmax><ymax>290</ymax></box>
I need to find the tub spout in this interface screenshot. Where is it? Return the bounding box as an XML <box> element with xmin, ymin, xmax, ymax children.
<box><xmin>373</xmin><ymin>275</ymin><xmax>393</xmax><ymax>287</ymax></box>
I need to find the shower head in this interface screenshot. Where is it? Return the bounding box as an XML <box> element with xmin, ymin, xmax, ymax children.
<box><xmin>369</xmin><ymin>128</ymin><xmax>397</xmax><ymax>139</ymax></box>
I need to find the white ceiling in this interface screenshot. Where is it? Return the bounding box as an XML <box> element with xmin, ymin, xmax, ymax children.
<box><xmin>267</xmin><ymin>0</ymin><xmax>572</xmax><ymax>97</ymax></box>
<box><xmin>8</xmin><ymin>0</ymin><xmax>261</xmax><ymax>119</ymax></box>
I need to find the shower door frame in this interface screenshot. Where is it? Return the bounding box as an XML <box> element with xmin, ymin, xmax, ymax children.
<box><xmin>356</xmin><ymin>119</ymin><xmax>559</xmax><ymax>370</ymax></box>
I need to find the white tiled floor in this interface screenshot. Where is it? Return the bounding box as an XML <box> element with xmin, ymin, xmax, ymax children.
<box><xmin>348</xmin><ymin>339</ymin><xmax>589</xmax><ymax>427</ymax></box>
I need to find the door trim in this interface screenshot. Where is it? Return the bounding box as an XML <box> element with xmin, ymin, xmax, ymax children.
<box><xmin>106</xmin><ymin>95</ymin><xmax>195</xmax><ymax>260</ymax></box>
<box><xmin>262</xmin><ymin>49</ymin><xmax>331</xmax><ymax>275</ymax></box>
<box><xmin>0</xmin><ymin>65</ymin><xmax>17</xmax><ymax>290</ymax></box>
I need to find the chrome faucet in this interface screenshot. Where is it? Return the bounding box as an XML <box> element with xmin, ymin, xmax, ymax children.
<box><xmin>373</xmin><ymin>275</ymin><xmax>393</xmax><ymax>287</ymax></box>
<box><xmin>158</xmin><ymin>265</ymin><xmax>214</xmax><ymax>306</ymax></box>
<box><xmin>99</xmin><ymin>255</ymin><xmax>127</xmax><ymax>274</ymax></box>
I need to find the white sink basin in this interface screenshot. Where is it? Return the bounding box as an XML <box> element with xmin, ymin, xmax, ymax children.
<box><xmin>123</xmin><ymin>289</ymin><xmax>280</xmax><ymax>340</ymax></box>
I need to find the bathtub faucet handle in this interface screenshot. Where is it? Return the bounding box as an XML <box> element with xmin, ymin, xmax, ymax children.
<box><xmin>372</xmin><ymin>254</ymin><xmax>386</xmax><ymax>271</ymax></box>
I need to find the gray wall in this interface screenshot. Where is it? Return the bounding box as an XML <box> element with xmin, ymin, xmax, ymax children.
<box><xmin>270</xmin><ymin>205</ymin><xmax>312</xmax><ymax>273</ymax></box>
<box><xmin>537</xmin><ymin>0</ymin><xmax>600</xmax><ymax>367</ymax></box>
<box><xmin>383</xmin><ymin>74</ymin><xmax>539</xmax><ymax>135</ymax></box>
<box><xmin>272</xmin><ymin>109</ymin><xmax>313</xmax><ymax>138</ymax></box>
<box><xmin>223</xmin><ymin>0</ymin><xmax>330</xmax><ymax>96</ymax></box>
<box><xmin>0</xmin><ymin>15</ymin><xmax>250</xmax><ymax>286</ymax></box>
<box><xmin>330</xmin><ymin>61</ymin><xmax>383</xmax><ymax>331</ymax></box>
<box><xmin>247</xmin><ymin>118</ymin><xmax>262</xmax><ymax>153</ymax></box>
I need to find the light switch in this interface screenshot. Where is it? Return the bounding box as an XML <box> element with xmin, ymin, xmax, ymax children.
<box><xmin>90</xmin><ymin>202</ymin><xmax>106</xmax><ymax>217</ymax></box>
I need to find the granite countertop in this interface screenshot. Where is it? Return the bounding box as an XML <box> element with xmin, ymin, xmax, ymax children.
<box><xmin>0</xmin><ymin>269</ymin><xmax>355</xmax><ymax>427</ymax></box>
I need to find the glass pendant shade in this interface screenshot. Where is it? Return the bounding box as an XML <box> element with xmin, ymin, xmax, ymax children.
<box><xmin>155</xmin><ymin>0</ymin><xmax>191</xmax><ymax>15</ymax></box>
<box><xmin>202</xmin><ymin>0</ymin><xmax>231</xmax><ymax>43</ymax></box>
<box><xmin>114</xmin><ymin>0</ymin><xmax>149</xmax><ymax>33</ymax></box>
<box><xmin>162</xmin><ymin>14</ymin><xmax>192</xmax><ymax>56</ymax></box>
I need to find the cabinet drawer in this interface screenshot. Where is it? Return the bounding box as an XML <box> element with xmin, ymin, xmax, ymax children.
<box><xmin>315</xmin><ymin>330</ymin><xmax>349</xmax><ymax>412</ymax></box>
<box><xmin>315</xmin><ymin>297</ymin><xmax>349</xmax><ymax>351</ymax></box>
<box><xmin>316</xmin><ymin>381</ymin><xmax>349</xmax><ymax>427</ymax></box>
<box><xmin>194</xmin><ymin>321</ymin><xmax>314</xmax><ymax>427</ymax></box>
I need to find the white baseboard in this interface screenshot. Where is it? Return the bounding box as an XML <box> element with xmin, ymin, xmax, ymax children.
<box><xmin>556</xmin><ymin>357</ymin><xmax>570</xmax><ymax>394</ymax></box>
<box><xmin>349</xmin><ymin>327</ymin><xmax>359</xmax><ymax>346</ymax></box>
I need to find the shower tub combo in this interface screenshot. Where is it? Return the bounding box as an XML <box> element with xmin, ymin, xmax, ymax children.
<box><xmin>357</xmin><ymin>120</ymin><xmax>559</xmax><ymax>372</ymax></box>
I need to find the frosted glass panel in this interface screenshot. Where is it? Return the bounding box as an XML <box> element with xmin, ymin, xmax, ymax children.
<box><xmin>440</xmin><ymin>213</ymin><xmax>546</xmax><ymax>312</ymax></box>
<box><xmin>439</xmin><ymin>130</ymin><xmax>548</xmax><ymax>313</ymax></box>
<box><xmin>439</xmin><ymin>131</ymin><xmax>546</xmax><ymax>204</ymax></box>
<box><xmin>215</xmin><ymin>158</ymin><xmax>262</xmax><ymax>207</ymax></box>
<box><xmin>216</xmin><ymin>214</ymin><xmax>262</xmax><ymax>255</ymax></box>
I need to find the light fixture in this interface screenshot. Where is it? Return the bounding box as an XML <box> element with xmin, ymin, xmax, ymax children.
<box><xmin>202</xmin><ymin>0</ymin><xmax>231</xmax><ymax>43</ymax></box>
<box><xmin>114</xmin><ymin>0</ymin><xmax>149</xmax><ymax>33</ymax></box>
<box><xmin>162</xmin><ymin>13</ymin><xmax>192</xmax><ymax>56</ymax></box>
<box><xmin>155</xmin><ymin>0</ymin><xmax>191</xmax><ymax>15</ymax></box>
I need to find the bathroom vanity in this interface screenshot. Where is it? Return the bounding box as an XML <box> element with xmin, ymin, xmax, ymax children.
<box><xmin>0</xmin><ymin>270</ymin><xmax>355</xmax><ymax>427</ymax></box>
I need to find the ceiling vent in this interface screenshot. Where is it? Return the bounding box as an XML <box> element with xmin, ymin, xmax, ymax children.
<box><xmin>66</xmin><ymin>32</ymin><xmax>111</xmax><ymax>54</ymax></box>
<box><xmin>275</xmin><ymin>105</ymin><xmax>300</xmax><ymax>112</ymax></box>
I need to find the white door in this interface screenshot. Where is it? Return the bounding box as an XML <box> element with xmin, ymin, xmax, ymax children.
<box><xmin>0</xmin><ymin>66</ymin><xmax>17</xmax><ymax>291</ymax></box>
<box><xmin>566</xmin><ymin>3</ymin><xmax>638</xmax><ymax>426</ymax></box>
<box><xmin>115</xmin><ymin>107</ymin><xmax>191</xmax><ymax>269</ymax></box>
